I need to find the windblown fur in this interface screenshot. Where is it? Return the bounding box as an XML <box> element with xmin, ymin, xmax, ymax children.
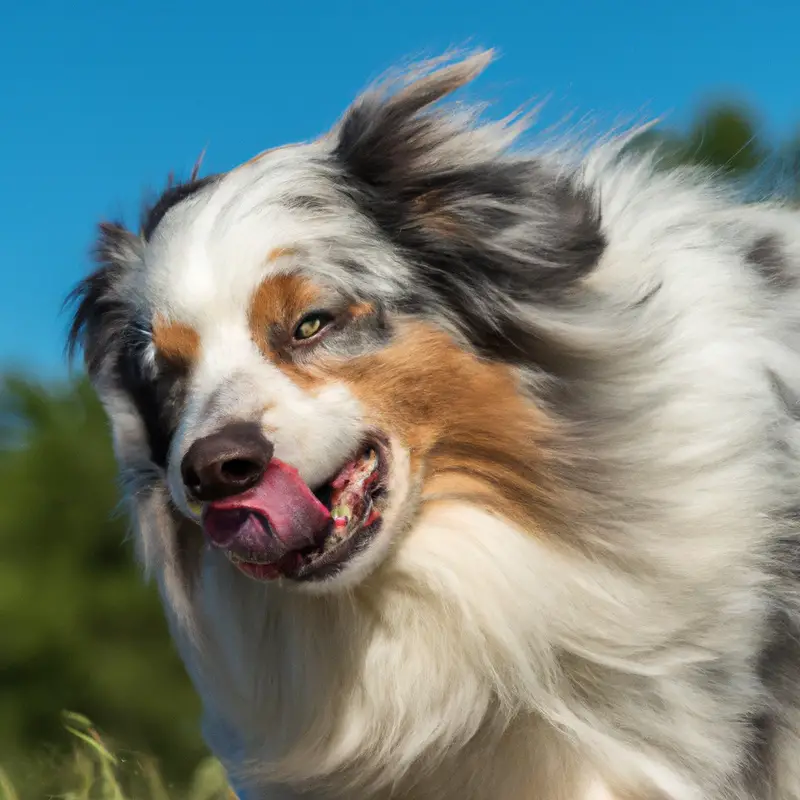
<box><xmin>67</xmin><ymin>51</ymin><xmax>800</xmax><ymax>799</ymax></box>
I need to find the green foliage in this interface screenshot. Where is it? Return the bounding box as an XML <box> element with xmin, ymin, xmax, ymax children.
<box><xmin>0</xmin><ymin>374</ymin><xmax>205</xmax><ymax>784</ymax></box>
<box><xmin>625</xmin><ymin>101</ymin><xmax>800</xmax><ymax>202</ymax></box>
<box><xmin>0</xmin><ymin>713</ymin><xmax>232</xmax><ymax>800</ymax></box>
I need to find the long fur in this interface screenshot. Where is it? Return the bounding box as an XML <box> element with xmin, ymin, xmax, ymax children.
<box><xmin>67</xmin><ymin>51</ymin><xmax>800</xmax><ymax>799</ymax></box>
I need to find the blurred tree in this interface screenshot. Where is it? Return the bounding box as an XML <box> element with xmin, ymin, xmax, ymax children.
<box><xmin>626</xmin><ymin>102</ymin><xmax>800</xmax><ymax>203</ymax></box>
<box><xmin>0</xmin><ymin>374</ymin><xmax>205</xmax><ymax>782</ymax></box>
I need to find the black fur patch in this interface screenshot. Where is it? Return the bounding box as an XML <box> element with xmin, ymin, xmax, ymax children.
<box><xmin>756</xmin><ymin>602</ymin><xmax>800</xmax><ymax>723</ymax></box>
<box><xmin>742</xmin><ymin>710</ymin><xmax>774</xmax><ymax>795</ymax></box>
<box><xmin>333</xmin><ymin>96</ymin><xmax>605</xmax><ymax>366</ymax></box>
<box><xmin>746</xmin><ymin>234</ymin><xmax>793</xmax><ymax>290</ymax></box>
<box><xmin>66</xmin><ymin>222</ymin><xmax>187</xmax><ymax>469</ymax></box>
<box><xmin>115</xmin><ymin>330</ymin><xmax>188</xmax><ymax>469</ymax></box>
<box><xmin>66</xmin><ymin>222</ymin><xmax>139</xmax><ymax>373</ymax></box>
<box><xmin>767</xmin><ymin>369</ymin><xmax>800</xmax><ymax>421</ymax></box>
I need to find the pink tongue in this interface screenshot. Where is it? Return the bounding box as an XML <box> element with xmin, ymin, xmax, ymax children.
<box><xmin>203</xmin><ymin>459</ymin><xmax>331</xmax><ymax>553</ymax></box>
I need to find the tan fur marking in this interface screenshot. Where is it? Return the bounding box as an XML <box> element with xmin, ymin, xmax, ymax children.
<box><xmin>248</xmin><ymin>274</ymin><xmax>321</xmax><ymax>357</ymax></box>
<box><xmin>411</xmin><ymin>191</ymin><xmax>463</xmax><ymax>238</ymax></box>
<box><xmin>246</xmin><ymin>276</ymin><xmax>565</xmax><ymax>533</ymax></box>
<box><xmin>291</xmin><ymin>321</ymin><xmax>567</xmax><ymax>533</ymax></box>
<box><xmin>266</xmin><ymin>247</ymin><xmax>297</xmax><ymax>263</ymax></box>
<box><xmin>152</xmin><ymin>318</ymin><xmax>201</xmax><ymax>366</ymax></box>
<box><xmin>349</xmin><ymin>301</ymin><xmax>374</xmax><ymax>319</ymax></box>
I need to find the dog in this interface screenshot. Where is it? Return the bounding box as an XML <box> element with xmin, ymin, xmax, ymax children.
<box><xmin>67</xmin><ymin>50</ymin><xmax>800</xmax><ymax>799</ymax></box>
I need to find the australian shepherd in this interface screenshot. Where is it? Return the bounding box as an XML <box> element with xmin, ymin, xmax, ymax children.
<box><xmin>67</xmin><ymin>51</ymin><xmax>800</xmax><ymax>799</ymax></box>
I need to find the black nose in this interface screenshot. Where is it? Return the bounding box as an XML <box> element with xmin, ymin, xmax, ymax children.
<box><xmin>181</xmin><ymin>422</ymin><xmax>274</xmax><ymax>502</ymax></box>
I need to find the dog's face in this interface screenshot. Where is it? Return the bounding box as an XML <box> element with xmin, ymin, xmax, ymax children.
<box><xmin>68</xmin><ymin>52</ymin><xmax>604</xmax><ymax>598</ymax></box>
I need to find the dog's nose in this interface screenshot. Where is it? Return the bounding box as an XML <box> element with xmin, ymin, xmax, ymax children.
<box><xmin>181</xmin><ymin>422</ymin><xmax>274</xmax><ymax>502</ymax></box>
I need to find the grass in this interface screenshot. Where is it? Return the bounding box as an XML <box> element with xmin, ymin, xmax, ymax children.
<box><xmin>0</xmin><ymin>713</ymin><xmax>235</xmax><ymax>800</ymax></box>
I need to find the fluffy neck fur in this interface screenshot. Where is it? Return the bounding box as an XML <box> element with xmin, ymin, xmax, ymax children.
<box><xmin>164</xmin><ymin>502</ymin><xmax>590</xmax><ymax>799</ymax></box>
<box><xmin>151</xmin><ymin>495</ymin><xmax>764</xmax><ymax>800</ymax></box>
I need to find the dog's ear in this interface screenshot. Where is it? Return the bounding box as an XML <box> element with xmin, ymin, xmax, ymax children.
<box><xmin>68</xmin><ymin>163</ymin><xmax>214</xmax><ymax>375</ymax></box>
<box><xmin>334</xmin><ymin>50</ymin><xmax>495</xmax><ymax>196</ymax></box>
<box><xmin>66</xmin><ymin>222</ymin><xmax>142</xmax><ymax>376</ymax></box>
<box><xmin>333</xmin><ymin>51</ymin><xmax>606</xmax><ymax>361</ymax></box>
<box><xmin>333</xmin><ymin>50</ymin><xmax>604</xmax><ymax>296</ymax></box>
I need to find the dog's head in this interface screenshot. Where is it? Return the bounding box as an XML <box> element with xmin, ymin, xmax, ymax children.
<box><xmin>67</xmin><ymin>51</ymin><xmax>605</xmax><ymax>609</ymax></box>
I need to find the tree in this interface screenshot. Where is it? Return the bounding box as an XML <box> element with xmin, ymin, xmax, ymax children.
<box><xmin>0</xmin><ymin>374</ymin><xmax>205</xmax><ymax>783</ymax></box>
<box><xmin>626</xmin><ymin>102</ymin><xmax>800</xmax><ymax>203</ymax></box>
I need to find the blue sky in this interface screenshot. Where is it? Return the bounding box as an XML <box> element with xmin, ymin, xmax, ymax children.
<box><xmin>2</xmin><ymin>0</ymin><xmax>799</xmax><ymax>377</ymax></box>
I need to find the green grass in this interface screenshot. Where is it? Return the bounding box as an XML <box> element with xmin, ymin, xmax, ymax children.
<box><xmin>0</xmin><ymin>713</ymin><xmax>235</xmax><ymax>800</ymax></box>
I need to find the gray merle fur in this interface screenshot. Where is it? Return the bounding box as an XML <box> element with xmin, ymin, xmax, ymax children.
<box><xmin>333</xmin><ymin>84</ymin><xmax>606</xmax><ymax>366</ymax></box>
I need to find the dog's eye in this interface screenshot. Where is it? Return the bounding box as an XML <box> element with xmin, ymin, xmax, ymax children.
<box><xmin>293</xmin><ymin>311</ymin><xmax>335</xmax><ymax>342</ymax></box>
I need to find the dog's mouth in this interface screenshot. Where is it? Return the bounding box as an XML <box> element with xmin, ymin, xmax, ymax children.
<box><xmin>200</xmin><ymin>440</ymin><xmax>388</xmax><ymax>582</ymax></box>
